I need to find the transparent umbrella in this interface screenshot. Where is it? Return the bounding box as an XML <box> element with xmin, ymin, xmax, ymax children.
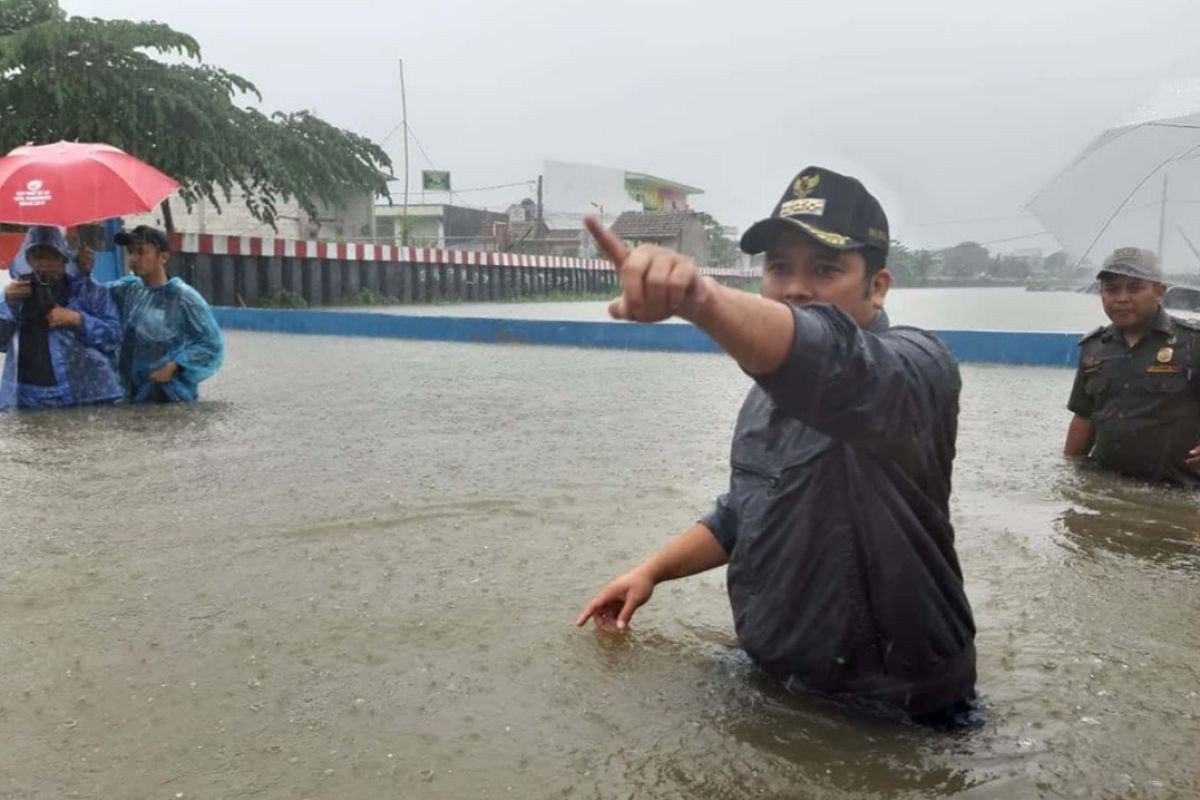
<box><xmin>1027</xmin><ymin>78</ymin><xmax>1200</xmax><ymax>282</ymax></box>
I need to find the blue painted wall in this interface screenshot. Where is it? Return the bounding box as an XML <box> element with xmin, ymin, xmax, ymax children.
<box><xmin>92</xmin><ymin>218</ymin><xmax>125</xmax><ymax>282</ymax></box>
<box><xmin>91</xmin><ymin>251</ymin><xmax>122</xmax><ymax>283</ymax></box>
<box><xmin>210</xmin><ymin>307</ymin><xmax>1082</xmax><ymax>367</ymax></box>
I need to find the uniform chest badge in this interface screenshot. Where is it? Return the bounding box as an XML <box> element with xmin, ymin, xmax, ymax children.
<box><xmin>1156</xmin><ymin>347</ymin><xmax>1174</xmax><ymax>363</ymax></box>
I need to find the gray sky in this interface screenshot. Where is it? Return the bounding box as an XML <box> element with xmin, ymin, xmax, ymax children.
<box><xmin>62</xmin><ymin>0</ymin><xmax>1200</xmax><ymax>252</ymax></box>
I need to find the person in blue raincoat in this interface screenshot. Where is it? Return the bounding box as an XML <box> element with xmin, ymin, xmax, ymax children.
<box><xmin>0</xmin><ymin>226</ymin><xmax>123</xmax><ymax>411</ymax></box>
<box><xmin>78</xmin><ymin>225</ymin><xmax>224</xmax><ymax>402</ymax></box>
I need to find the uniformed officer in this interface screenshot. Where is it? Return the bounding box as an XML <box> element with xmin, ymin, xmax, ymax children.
<box><xmin>575</xmin><ymin>167</ymin><xmax>978</xmax><ymax>726</ymax></box>
<box><xmin>1064</xmin><ymin>247</ymin><xmax>1200</xmax><ymax>486</ymax></box>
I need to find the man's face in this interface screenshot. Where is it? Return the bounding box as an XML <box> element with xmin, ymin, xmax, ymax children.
<box><xmin>1099</xmin><ymin>272</ymin><xmax>1165</xmax><ymax>330</ymax></box>
<box><xmin>26</xmin><ymin>246</ymin><xmax>67</xmax><ymax>281</ymax></box>
<box><xmin>761</xmin><ymin>228</ymin><xmax>891</xmax><ymax>326</ymax></box>
<box><xmin>126</xmin><ymin>242</ymin><xmax>168</xmax><ymax>278</ymax></box>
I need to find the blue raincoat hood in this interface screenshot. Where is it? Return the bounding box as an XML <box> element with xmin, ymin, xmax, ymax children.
<box><xmin>9</xmin><ymin>225</ymin><xmax>80</xmax><ymax>279</ymax></box>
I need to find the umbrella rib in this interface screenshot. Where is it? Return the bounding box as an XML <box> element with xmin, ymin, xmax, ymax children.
<box><xmin>1024</xmin><ymin>124</ymin><xmax>1147</xmax><ymax>209</ymax></box>
<box><xmin>1072</xmin><ymin>138</ymin><xmax>1200</xmax><ymax>269</ymax></box>
<box><xmin>1145</xmin><ymin>121</ymin><xmax>1200</xmax><ymax>131</ymax></box>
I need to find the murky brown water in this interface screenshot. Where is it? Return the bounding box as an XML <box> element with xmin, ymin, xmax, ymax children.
<box><xmin>350</xmin><ymin>287</ymin><xmax>1200</xmax><ymax>332</ymax></box>
<box><xmin>2</xmin><ymin>332</ymin><xmax>1197</xmax><ymax>799</ymax></box>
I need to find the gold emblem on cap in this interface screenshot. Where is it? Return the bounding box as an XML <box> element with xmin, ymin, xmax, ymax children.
<box><xmin>804</xmin><ymin>225</ymin><xmax>850</xmax><ymax>247</ymax></box>
<box><xmin>793</xmin><ymin>174</ymin><xmax>820</xmax><ymax>197</ymax></box>
<box><xmin>780</xmin><ymin>198</ymin><xmax>826</xmax><ymax>217</ymax></box>
<box><xmin>1157</xmin><ymin>347</ymin><xmax>1173</xmax><ymax>363</ymax></box>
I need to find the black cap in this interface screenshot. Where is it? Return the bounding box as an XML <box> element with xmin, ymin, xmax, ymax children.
<box><xmin>740</xmin><ymin>166</ymin><xmax>889</xmax><ymax>257</ymax></box>
<box><xmin>114</xmin><ymin>225</ymin><xmax>170</xmax><ymax>252</ymax></box>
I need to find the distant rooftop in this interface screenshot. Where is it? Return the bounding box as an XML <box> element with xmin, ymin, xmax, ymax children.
<box><xmin>611</xmin><ymin>210</ymin><xmax>696</xmax><ymax>239</ymax></box>
<box><xmin>374</xmin><ymin>202</ymin><xmax>504</xmax><ymax>218</ymax></box>
<box><xmin>624</xmin><ymin>172</ymin><xmax>704</xmax><ymax>195</ymax></box>
<box><xmin>507</xmin><ymin>222</ymin><xmax>582</xmax><ymax>242</ymax></box>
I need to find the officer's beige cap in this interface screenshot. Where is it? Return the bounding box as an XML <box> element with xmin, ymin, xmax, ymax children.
<box><xmin>1098</xmin><ymin>247</ymin><xmax>1163</xmax><ymax>282</ymax></box>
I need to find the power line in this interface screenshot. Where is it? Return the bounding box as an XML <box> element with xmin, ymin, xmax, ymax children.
<box><xmin>378</xmin><ymin>119</ymin><xmax>405</xmax><ymax>146</ymax></box>
<box><xmin>906</xmin><ymin>212</ymin><xmax>1032</xmax><ymax>228</ymax></box>
<box><xmin>377</xmin><ymin>117</ymin><xmax>437</xmax><ymax>170</ymax></box>
<box><xmin>384</xmin><ymin>177</ymin><xmax>536</xmax><ymax>195</ymax></box>
<box><xmin>449</xmin><ymin>180</ymin><xmax>538</xmax><ymax>194</ymax></box>
<box><xmin>976</xmin><ymin>230</ymin><xmax>1054</xmax><ymax>246</ymax></box>
<box><xmin>405</xmin><ymin>124</ymin><xmax>437</xmax><ymax>170</ymax></box>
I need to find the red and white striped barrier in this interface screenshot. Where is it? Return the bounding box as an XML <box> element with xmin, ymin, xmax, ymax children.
<box><xmin>168</xmin><ymin>232</ymin><xmax>612</xmax><ymax>271</ymax></box>
<box><xmin>167</xmin><ymin>232</ymin><xmax>755</xmax><ymax>279</ymax></box>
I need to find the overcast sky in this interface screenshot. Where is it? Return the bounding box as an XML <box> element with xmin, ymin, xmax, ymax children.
<box><xmin>61</xmin><ymin>0</ymin><xmax>1200</xmax><ymax>252</ymax></box>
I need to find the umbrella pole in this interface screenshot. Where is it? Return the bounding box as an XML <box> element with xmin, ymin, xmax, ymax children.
<box><xmin>1156</xmin><ymin>171</ymin><xmax>1169</xmax><ymax>259</ymax></box>
<box><xmin>160</xmin><ymin>199</ymin><xmax>175</xmax><ymax>233</ymax></box>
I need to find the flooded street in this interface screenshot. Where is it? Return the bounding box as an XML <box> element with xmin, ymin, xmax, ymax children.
<box><xmin>350</xmin><ymin>287</ymin><xmax>1130</xmax><ymax>332</ymax></box>
<box><xmin>2</xmin><ymin>331</ymin><xmax>1198</xmax><ymax>799</ymax></box>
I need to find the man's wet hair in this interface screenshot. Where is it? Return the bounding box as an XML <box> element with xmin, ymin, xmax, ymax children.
<box><xmin>863</xmin><ymin>247</ymin><xmax>886</xmax><ymax>277</ymax></box>
<box><xmin>862</xmin><ymin>247</ymin><xmax>887</xmax><ymax>296</ymax></box>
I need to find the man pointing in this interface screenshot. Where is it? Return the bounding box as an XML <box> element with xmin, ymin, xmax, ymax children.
<box><xmin>575</xmin><ymin>167</ymin><xmax>978</xmax><ymax>726</ymax></box>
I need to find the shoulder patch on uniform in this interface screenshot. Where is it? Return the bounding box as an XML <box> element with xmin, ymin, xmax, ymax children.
<box><xmin>1078</xmin><ymin>325</ymin><xmax>1105</xmax><ymax>345</ymax></box>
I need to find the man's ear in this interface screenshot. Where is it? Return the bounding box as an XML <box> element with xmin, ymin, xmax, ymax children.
<box><xmin>871</xmin><ymin>268</ymin><xmax>892</xmax><ymax>308</ymax></box>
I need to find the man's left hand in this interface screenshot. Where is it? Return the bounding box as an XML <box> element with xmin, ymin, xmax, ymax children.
<box><xmin>584</xmin><ymin>216</ymin><xmax>712</xmax><ymax>323</ymax></box>
<box><xmin>46</xmin><ymin>307</ymin><xmax>83</xmax><ymax>328</ymax></box>
<box><xmin>1187</xmin><ymin>444</ymin><xmax>1200</xmax><ymax>470</ymax></box>
<box><xmin>150</xmin><ymin>362</ymin><xmax>178</xmax><ymax>384</ymax></box>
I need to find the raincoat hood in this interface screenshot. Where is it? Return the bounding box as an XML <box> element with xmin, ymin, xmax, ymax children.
<box><xmin>10</xmin><ymin>225</ymin><xmax>79</xmax><ymax>280</ymax></box>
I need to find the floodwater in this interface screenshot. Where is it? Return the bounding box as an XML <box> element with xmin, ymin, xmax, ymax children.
<box><xmin>1</xmin><ymin>327</ymin><xmax>1198</xmax><ymax>798</ymax></box>
<box><xmin>356</xmin><ymin>287</ymin><xmax>1139</xmax><ymax>332</ymax></box>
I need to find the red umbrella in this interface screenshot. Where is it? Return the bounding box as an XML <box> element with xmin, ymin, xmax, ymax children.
<box><xmin>0</xmin><ymin>140</ymin><xmax>179</xmax><ymax>227</ymax></box>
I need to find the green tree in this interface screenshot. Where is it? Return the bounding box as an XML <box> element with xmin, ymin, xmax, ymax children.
<box><xmin>697</xmin><ymin>212</ymin><xmax>740</xmax><ymax>270</ymax></box>
<box><xmin>886</xmin><ymin>240</ymin><xmax>938</xmax><ymax>285</ymax></box>
<box><xmin>988</xmin><ymin>254</ymin><xmax>1031</xmax><ymax>280</ymax></box>
<box><xmin>939</xmin><ymin>241</ymin><xmax>991</xmax><ymax>278</ymax></box>
<box><xmin>1042</xmin><ymin>250</ymin><xmax>1068</xmax><ymax>275</ymax></box>
<box><xmin>0</xmin><ymin>0</ymin><xmax>392</xmax><ymax>228</ymax></box>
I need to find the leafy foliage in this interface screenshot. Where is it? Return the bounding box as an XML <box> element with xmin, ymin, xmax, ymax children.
<box><xmin>886</xmin><ymin>241</ymin><xmax>939</xmax><ymax>285</ymax></box>
<box><xmin>256</xmin><ymin>288</ymin><xmax>308</xmax><ymax>309</ymax></box>
<box><xmin>0</xmin><ymin>0</ymin><xmax>392</xmax><ymax>228</ymax></box>
<box><xmin>938</xmin><ymin>241</ymin><xmax>992</xmax><ymax>278</ymax></box>
<box><xmin>343</xmin><ymin>287</ymin><xmax>397</xmax><ymax>306</ymax></box>
<box><xmin>696</xmin><ymin>212</ymin><xmax>740</xmax><ymax>269</ymax></box>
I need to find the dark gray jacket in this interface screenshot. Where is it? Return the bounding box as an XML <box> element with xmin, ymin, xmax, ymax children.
<box><xmin>702</xmin><ymin>304</ymin><xmax>976</xmax><ymax>716</ymax></box>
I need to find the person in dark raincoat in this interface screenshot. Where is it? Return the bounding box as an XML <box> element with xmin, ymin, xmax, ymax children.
<box><xmin>576</xmin><ymin>167</ymin><xmax>977</xmax><ymax>726</ymax></box>
<box><xmin>1064</xmin><ymin>247</ymin><xmax>1200</xmax><ymax>486</ymax></box>
<box><xmin>0</xmin><ymin>225</ymin><xmax>123</xmax><ymax>411</ymax></box>
<box><xmin>78</xmin><ymin>225</ymin><xmax>224</xmax><ymax>403</ymax></box>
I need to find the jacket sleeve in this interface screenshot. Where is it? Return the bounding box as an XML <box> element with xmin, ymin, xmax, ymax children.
<box><xmin>751</xmin><ymin>304</ymin><xmax>959</xmax><ymax>459</ymax></box>
<box><xmin>1066</xmin><ymin>359</ymin><xmax>1094</xmax><ymax>417</ymax></box>
<box><xmin>70</xmin><ymin>283</ymin><xmax>121</xmax><ymax>354</ymax></box>
<box><xmin>699</xmin><ymin>492</ymin><xmax>737</xmax><ymax>555</ymax></box>
<box><xmin>97</xmin><ymin>276</ymin><xmax>133</xmax><ymax>311</ymax></box>
<box><xmin>168</xmin><ymin>288</ymin><xmax>224</xmax><ymax>383</ymax></box>
<box><xmin>0</xmin><ymin>298</ymin><xmax>17</xmax><ymax>352</ymax></box>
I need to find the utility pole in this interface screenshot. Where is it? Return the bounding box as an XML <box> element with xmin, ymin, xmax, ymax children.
<box><xmin>399</xmin><ymin>59</ymin><xmax>410</xmax><ymax>245</ymax></box>
<box><xmin>536</xmin><ymin>175</ymin><xmax>544</xmax><ymax>231</ymax></box>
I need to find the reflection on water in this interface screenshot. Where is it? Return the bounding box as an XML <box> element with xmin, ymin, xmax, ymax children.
<box><xmin>1055</xmin><ymin>466</ymin><xmax>1200</xmax><ymax>565</ymax></box>
<box><xmin>1</xmin><ymin>335</ymin><xmax>1198</xmax><ymax>799</ymax></box>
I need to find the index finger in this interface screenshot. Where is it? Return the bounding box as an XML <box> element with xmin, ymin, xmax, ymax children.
<box><xmin>584</xmin><ymin>215</ymin><xmax>629</xmax><ymax>267</ymax></box>
<box><xmin>575</xmin><ymin>599</ymin><xmax>599</xmax><ymax>627</ymax></box>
